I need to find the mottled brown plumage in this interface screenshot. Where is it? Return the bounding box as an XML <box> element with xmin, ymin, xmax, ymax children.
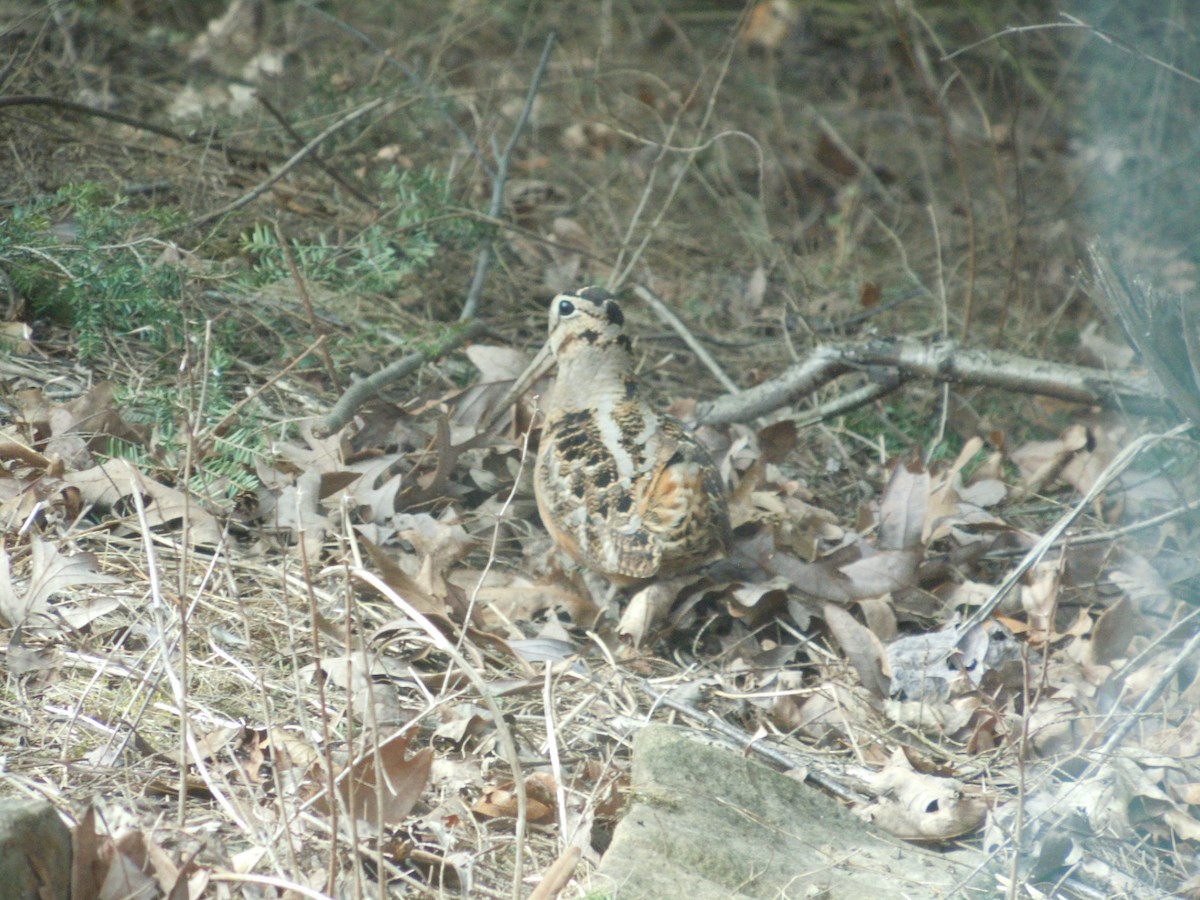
<box><xmin>532</xmin><ymin>287</ymin><xmax>730</xmax><ymax>582</ymax></box>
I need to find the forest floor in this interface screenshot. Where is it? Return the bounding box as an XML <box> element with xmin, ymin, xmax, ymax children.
<box><xmin>3</xmin><ymin>1</ymin><xmax>1200</xmax><ymax>897</ymax></box>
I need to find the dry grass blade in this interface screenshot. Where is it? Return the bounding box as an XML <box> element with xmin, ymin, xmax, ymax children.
<box><xmin>354</xmin><ymin>568</ymin><xmax>528</xmax><ymax>897</ymax></box>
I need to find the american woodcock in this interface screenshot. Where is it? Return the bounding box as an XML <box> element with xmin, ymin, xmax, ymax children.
<box><xmin>523</xmin><ymin>286</ymin><xmax>731</xmax><ymax>582</ymax></box>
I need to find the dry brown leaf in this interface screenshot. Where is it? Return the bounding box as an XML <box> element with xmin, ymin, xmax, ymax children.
<box><xmin>394</xmin><ymin>510</ymin><xmax>473</xmax><ymax>569</ymax></box>
<box><xmin>763</xmin><ymin>550</ymin><xmax>852</xmax><ymax>603</ymax></box>
<box><xmin>466</xmin><ymin>345</ymin><xmax>532</xmax><ymax>384</ymax></box>
<box><xmin>824</xmin><ymin>602</ymin><xmax>891</xmax><ymax>698</ymax></box>
<box><xmin>1086</xmin><ymin>595</ymin><xmax>1142</xmax><ymax>665</ymax></box>
<box><xmin>878</xmin><ymin>457</ymin><xmax>930</xmax><ymax>552</ymax></box>
<box><xmin>11</xmin><ymin>383</ymin><xmax>145</xmax><ymax>472</ymax></box>
<box><xmin>1059</xmin><ymin>424</ymin><xmax>1123</xmax><ymax>497</ymax></box>
<box><xmin>1106</xmin><ymin>552</ymin><xmax>1174</xmax><ymax>619</ymax></box>
<box><xmin>1027</xmin><ymin>695</ymin><xmax>1091</xmax><ymax>757</ymax></box>
<box><xmin>98</xmin><ymin>840</ymin><xmax>158</xmax><ymax>900</ymax></box>
<box><xmin>1019</xmin><ymin>561</ymin><xmax>1061</xmax><ymax>646</ymax></box>
<box><xmin>447</xmin><ymin>568</ymin><xmax>596</xmax><ymax>628</ymax></box>
<box><xmin>740</xmin><ymin>0</ymin><xmax>800</xmax><ymax>52</ymax></box>
<box><xmin>1010</xmin><ymin>424</ymin><xmax>1089</xmax><ymax>491</ymax></box>
<box><xmin>0</xmin><ymin>537</ymin><xmax>122</xmax><ymax>627</ymax></box>
<box><xmin>71</xmin><ymin>807</ymin><xmax>104</xmax><ymax>900</ymax></box>
<box><xmin>1163</xmin><ymin>807</ymin><xmax>1200</xmax><ymax>842</ymax></box>
<box><xmin>775</xmin><ymin>681</ymin><xmax>877</xmax><ymax>743</ymax></box>
<box><xmin>838</xmin><ymin>549</ymin><xmax>920</xmax><ymax>599</ymax></box>
<box><xmin>361</xmin><ymin>534</ymin><xmax>454</xmax><ymax>626</ymax></box>
<box><xmin>617</xmin><ymin>582</ymin><xmax>676</xmax><ymax>647</ymax></box>
<box><xmin>473</xmin><ymin>773</ymin><xmax>558</xmax><ymax>823</ymax></box>
<box><xmin>266</xmin><ymin>469</ymin><xmax>329</xmax><ymax>557</ymax></box>
<box><xmin>66</xmin><ymin>461</ymin><xmax>224</xmax><ymax>545</ymax></box>
<box><xmin>859</xmin><ymin>596</ymin><xmax>897</xmax><ymax>642</ymax></box>
<box><xmin>0</xmin><ymin>433</ymin><xmax>51</xmax><ymax>468</ymax></box>
<box><xmin>266</xmin><ymin>727</ymin><xmax>321</xmax><ymax>774</ymax></box>
<box><xmin>857</xmin><ymin>752</ymin><xmax>987</xmax><ymax>841</ymax></box>
<box><xmin>315</xmin><ymin>730</ymin><xmax>433</xmax><ymax>826</ymax></box>
<box><xmin>334</xmin><ymin>454</ymin><xmax>403</xmax><ymax>523</ymax></box>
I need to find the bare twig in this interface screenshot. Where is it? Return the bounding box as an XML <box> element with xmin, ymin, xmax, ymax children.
<box><xmin>274</xmin><ymin>222</ymin><xmax>342</xmax><ymax>389</ymax></box>
<box><xmin>892</xmin><ymin>7</ymin><xmax>977</xmax><ymax>336</ymax></box>
<box><xmin>257</xmin><ymin>95</ymin><xmax>373</xmax><ymax>206</ymax></box>
<box><xmin>633</xmin><ymin>284</ymin><xmax>739</xmax><ymax>394</ymax></box>
<box><xmin>297</xmin><ymin>1</ymin><xmax>492</xmax><ymax>175</ymax></box>
<box><xmin>643</xmin><ymin>684</ymin><xmax>865</xmax><ymax>804</ymax></box>
<box><xmin>190</xmin><ymin>99</ymin><xmax>385</xmax><ymax>230</ymax></box>
<box><xmin>793</xmin><ymin>374</ymin><xmax>905</xmax><ymax>427</ymax></box>
<box><xmin>204</xmin><ymin>334</ymin><xmax>328</xmax><ymax>441</ymax></box>
<box><xmin>459</xmin><ymin>32</ymin><xmax>557</xmax><ymax>321</ymax></box>
<box><xmin>611</xmin><ymin>33</ymin><xmax>741</xmax><ymax>289</ymax></box>
<box><xmin>808</xmin><ymin>107</ymin><xmax>896</xmax><ymax>205</ymax></box>
<box><xmin>947</xmin><ymin>14</ymin><xmax>1200</xmax><ymax>88</ymax></box>
<box><xmin>317</xmin><ymin>320</ymin><xmax>487</xmax><ymax>436</ymax></box>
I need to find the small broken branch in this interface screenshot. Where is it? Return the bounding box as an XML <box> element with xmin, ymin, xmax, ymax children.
<box><xmin>459</xmin><ymin>33</ymin><xmax>557</xmax><ymax>321</ymax></box>
<box><xmin>317</xmin><ymin>320</ymin><xmax>487</xmax><ymax>436</ymax></box>
<box><xmin>696</xmin><ymin>338</ymin><xmax>1167</xmax><ymax>426</ymax></box>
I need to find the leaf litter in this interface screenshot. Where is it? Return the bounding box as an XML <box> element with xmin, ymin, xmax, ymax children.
<box><xmin>4</xmin><ymin>3</ymin><xmax>1200</xmax><ymax>898</ymax></box>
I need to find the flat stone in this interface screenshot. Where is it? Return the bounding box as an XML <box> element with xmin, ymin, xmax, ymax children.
<box><xmin>0</xmin><ymin>798</ymin><xmax>71</xmax><ymax>900</ymax></box>
<box><xmin>593</xmin><ymin>724</ymin><xmax>990</xmax><ymax>899</ymax></box>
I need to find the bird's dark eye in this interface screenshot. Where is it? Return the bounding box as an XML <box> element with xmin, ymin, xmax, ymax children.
<box><xmin>558</xmin><ymin>299</ymin><xmax>576</xmax><ymax>317</ymax></box>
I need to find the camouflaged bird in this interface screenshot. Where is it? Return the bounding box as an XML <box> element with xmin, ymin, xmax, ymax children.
<box><xmin>530</xmin><ymin>286</ymin><xmax>731</xmax><ymax>582</ymax></box>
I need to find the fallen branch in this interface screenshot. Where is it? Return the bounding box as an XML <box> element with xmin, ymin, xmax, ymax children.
<box><xmin>317</xmin><ymin>320</ymin><xmax>487</xmax><ymax>436</ymax></box>
<box><xmin>695</xmin><ymin>338</ymin><xmax>1167</xmax><ymax>426</ymax></box>
<box><xmin>0</xmin><ymin>94</ymin><xmax>267</xmax><ymax>163</ymax></box>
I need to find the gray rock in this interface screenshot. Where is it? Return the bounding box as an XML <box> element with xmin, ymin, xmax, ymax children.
<box><xmin>0</xmin><ymin>798</ymin><xmax>71</xmax><ymax>900</ymax></box>
<box><xmin>593</xmin><ymin>724</ymin><xmax>990</xmax><ymax>899</ymax></box>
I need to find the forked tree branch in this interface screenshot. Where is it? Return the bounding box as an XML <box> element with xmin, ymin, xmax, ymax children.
<box><xmin>694</xmin><ymin>338</ymin><xmax>1167</xmax><ymax>426</ymax></box>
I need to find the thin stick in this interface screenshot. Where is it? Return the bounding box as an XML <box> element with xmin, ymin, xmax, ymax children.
<box><xmin>190</xmin><ymin>99</ymin><xmax>385</xmax><ymax>230</ymax></box>
<box><xmin>0</xmin><ymin>94</ymin><xmax>265</xmax><ymax>161</ymax></box>
<box><xmin>611</xmin><ymin>33</ymin><xmax>740</xmax><ymax>289</ymax></box>
<box><xmin>273</xmin><ymin>222</ymin><xmax>342</xmax><ymax>389</ymax></box>
<box><xmin>124</xmin><ymin>462</ymin><xmax>251</xmax><ymax>833</ymax></box>
<box><xmin>459</xmin><ymin>32</ymin><xmax>557</xmax><ymax>321</ymax></box>
<box><xmin>257</xmin><ymin>95</ymin><xmax>373</xmax><ymax>206</ymax></box>
<box><xmin>695</xmin><ymin>338</ymin><xmax>1166</xmax><ymax>426</ymax></box>
<box><xmin>632</xmin><ymin>284</ymin><xmax>739</xmax><ymax>394</ymax></box>
<box><xmin>205</xmin><ymin>335</ymin><xmax>329</xmax><ymax>440</ymax></box>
